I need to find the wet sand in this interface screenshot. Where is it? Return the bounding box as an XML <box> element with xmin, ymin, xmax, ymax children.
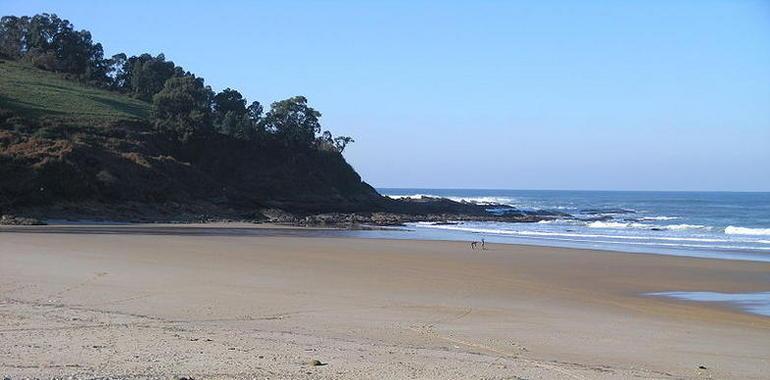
<box><xmin>1</xmin><ymin>224</ymin><xmax>769</xmax><ymax>379</ymax></box>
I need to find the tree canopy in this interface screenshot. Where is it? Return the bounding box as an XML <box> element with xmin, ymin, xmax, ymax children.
<box><xmin>1</xmin><ymin>13</ymin><xmax>354</xmax><ymax>151</ymax></box>
<box><xmin>0</xmin><ymin>14</ymin><xmax>107</xmax><ymax>83</ymax></box>
<box><xmin>263</xmin><ymin>96</ymin><xmax>322</xmax><ymax>147</ymax></box>
<box><xmin>152</xmin><ymin>76</ymin><xmax>213</xmax><ymax>141</ymax></box>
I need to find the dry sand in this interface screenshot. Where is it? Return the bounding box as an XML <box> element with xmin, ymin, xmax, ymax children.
<box><xmin>1</xmin><ymin>224</ymin><xmax>769</xmax><ymax>379</ymax></box>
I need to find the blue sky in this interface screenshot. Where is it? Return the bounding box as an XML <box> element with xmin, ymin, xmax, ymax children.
<box><xmin>4</xmin><ymin>1</ymin><xmax>769</xmax><ymax>191</ymax></box>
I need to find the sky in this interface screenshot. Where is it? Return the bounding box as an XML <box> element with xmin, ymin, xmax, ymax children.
<box><xmin>3</xmin><ymin>1</ymin><xmax>770</xmax><ymax>191</ymax></box>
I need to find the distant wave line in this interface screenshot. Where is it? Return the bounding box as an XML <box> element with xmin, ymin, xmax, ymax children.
<box><xmin>410</xmin><ymin>222</ymin><xmax>770</xmax><ymax>246</ymax></box>
<box><xmin>725</xmin><ymin>226</ymin><xmax>770</xmax><ymax>236</ymax></box>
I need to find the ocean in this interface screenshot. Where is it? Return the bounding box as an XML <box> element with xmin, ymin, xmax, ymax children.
<box><xmin>378</xmin><ymin>188</ymin><xmax>770</xmax><ymax>263</ymax></box>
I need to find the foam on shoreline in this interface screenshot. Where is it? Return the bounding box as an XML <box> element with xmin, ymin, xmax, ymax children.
<box><xmin>648</xmin><ymin>291</ymin><xmax>770</xmax><ymax>317</ymax></box>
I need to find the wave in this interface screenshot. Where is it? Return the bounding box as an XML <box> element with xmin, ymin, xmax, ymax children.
<box><xmin>585</xmin><ymin>221</ymin><xmax>709</xmax><ymax>231</ymax></box>
<box><xmin>579</xmin><ymin>208</ymin><xmax>636</xmax><ymax>215</ymax></box>
<box><xmin>408</xmin><ymin>222</ymin><xmax>770</xmax><ymax>251</ymax></box>
<box><xmin>446</xmin><ymin>196</ymin><xmax>517</xmax><ymax>206</ymax></box>
<box><xmin>725</xmin><ymin>226</ymin><xmax>770</xmax><ymax>236</ymax></box>
<box><xmin>587</xmin><ymin>221</ymin><xmax>647</xmax><ymax>229</ymax></box>
<box><xmin>385</xmin><ymin>193</ymin><xmax>519</xmax><ymax>207</ymax></box>
<box><xmin>639</xmin><ymin>216</ymin><xmax>680</xmax><ymax>221</ymax></box>
<box><xmin>411</xmin><ymin>223</ymin><xmax>736</xmax><ymax>243</ymax></box>
<box><xmin>664</xmin><ymin>224</ymin><xmax>710</xmax><ymax>231</ymax></box>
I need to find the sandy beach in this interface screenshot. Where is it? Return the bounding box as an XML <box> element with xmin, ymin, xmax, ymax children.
<box><xmin>1</xmin><ymin>224</ymin><xmax>769</xmax><ymax>379</ymax></box>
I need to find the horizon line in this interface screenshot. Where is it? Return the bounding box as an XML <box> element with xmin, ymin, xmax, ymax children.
<box><xmin>374</xmin><ymin>187</ymin><xmax>770</xmax><ymax>194</ymax></box>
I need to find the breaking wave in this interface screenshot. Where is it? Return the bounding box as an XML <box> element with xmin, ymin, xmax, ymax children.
<box><xmin>408</xmin><ymin>222</ymin><xmax>770</xmax><ymax>251</ymax></box>
<box><xmin>587</xmin><ymin>221</ymin><xmax>646</xmax><ymax>229</ymax></box>
<box><xmin>639</xmin><ymin>216</ymin><xmax>680</xmax><ymax>221</ymax></box>
<box><xmin>386</xmin><ymin>194</ymin><xmax>519</xmax><ymax>207</ymax></box>
<box><xmin>664</xmin><ymin>224</ymin><xmax>710</xmax><ymax>231</ymax></box>
<box><xmin>725</xmin><ymin>226</ymin><xmax>770</xmax><ymax>236</ymax></box>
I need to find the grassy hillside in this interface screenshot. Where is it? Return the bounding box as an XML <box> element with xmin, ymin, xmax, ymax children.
<box><xmin>0</xmin><ymin>60</ymin><xmax>387</xmax><ymax>220</ymax></box>
<box><xmin>0</xmin><ymin>60</ymin><xmax>150</xmax><ymax>122</ymax></box>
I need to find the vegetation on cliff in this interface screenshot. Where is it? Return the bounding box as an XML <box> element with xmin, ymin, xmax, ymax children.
<box><xmin>0</xmin><ymin>14</ymin><xmax>379</xmax><ymax>220</ymax></box>
<box><xmin>0</xmin><ymin>13</ymin><xmax>550</xmax><ymax>224</ymax></box>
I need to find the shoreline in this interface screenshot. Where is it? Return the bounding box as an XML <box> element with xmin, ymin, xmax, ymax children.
<box><xmin>3</xmin><ymin>221</ymin><xmax>769</xmax><ymax>264</ymax></box>
<box><xmin>2</xmin><ymin>224</ymin><xmax>769</xmax><ymax>379</ymax></box>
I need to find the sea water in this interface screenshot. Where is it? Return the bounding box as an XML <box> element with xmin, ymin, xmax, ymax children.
<box><xmin>378</xmin><ymin>189</ymin><xmax>770</xmax><ymax>263</ymax></box>
<box><xmin>647</xmin><ymin>291</ymin><xmax>770</xmax><ymax>317</ymax></box>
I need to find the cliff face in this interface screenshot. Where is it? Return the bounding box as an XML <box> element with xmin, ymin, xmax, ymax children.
<box><xmin>0</xmin><ymin>61</ymin><xmax>550</xmax><ymax>224</ymax></box>
<box><xmin>0</xmin><ymin>114</ymin><xmax>384</xmax><ymax>220</ymax></box>
<box><xmin>0</xmin><ymin>60</ymin><xmax>386</xmax><ymax>220</ymax></box>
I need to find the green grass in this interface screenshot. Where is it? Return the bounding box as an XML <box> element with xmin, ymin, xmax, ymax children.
<box><xmin>0</xmin><ymin>59</ymin><xmax>151</xmax><ymax>122</ymax></box>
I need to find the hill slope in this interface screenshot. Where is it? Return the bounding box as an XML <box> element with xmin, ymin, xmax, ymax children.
<box><xmin>0</xmin><ymin>60</ymin><xmax>150</xmax><ymax>121</ymax></box>
<box><xmin>0</xmin><ymin>61</ymin><xmax>384</xmax><ymax>221</ymax></box>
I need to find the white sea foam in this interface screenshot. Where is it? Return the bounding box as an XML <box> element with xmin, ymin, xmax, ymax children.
<box><xmin>583</xmin><ymin>221</ymin><xmax>708</xmax><ymax>231</ymax></box>
<box><xmin>648</xmin><ymin>291</ymin><xmax>770</xmax><ymax>317</ymax></box>
<box><xmin>587</xmin><ymin>221</ymin><xmax>648</xmax><ymax>229</ymax></box>
<box><xmin>640</xmin><ymin>216</ymin><xmax>680</xmax><ymax>221</ymax></box>
<box><xmin>664</xmin><ymin>224</ymin><xmax>709</xmax><ymax>231</ymax></box>
<box><xmin>446</xmin><ymin>196</ymin><xmax>518</xmax><ymax>206</ymax></box>
<box><xmin>409</xmin><ymin>223</ymin><xmax>738</xmax><ymax>244</ymax></box>
<box><xmin>385</xmin><ymin>194</ymin><xmax>519</xmax><ymax>207</ymax></box>
<box><xmin>408</xmin><ymin>223</ymin><xmax>770</xmax><ymax>254</ymax></box>
<box><xmin>725</xmin><ymin>226</ymin><xmax>770</xmax><ymax>236</ymax></box>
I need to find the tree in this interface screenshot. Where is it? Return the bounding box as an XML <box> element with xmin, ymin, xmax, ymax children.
<box><xmin>218</xmin><ymin>111</ymin><xmax>253</xmax><ymax>140</ymax></box>
<box><xmin>152</xmin><ymin>76</ymin><xmax>212</xmax><ymax>141</ymax></box>
<box><xmin>212</xmin><ymin>88</ymin><xmax>263</xmax><ymax>139</ymax></box>
<box><xmin>106</xmin><ymin>53</ymin><xmax>128</xmax><ymax>90</ymax></box>
<box><xmin>24</xmin><ymin>13</ymin><xmax>61</xmax><ymax>52</ymax></box>
<box><xmin>212</xmin><ymin>88</ymin><xmax>247</xmax><ymax>117</ymax></box>
<box><xmin>247</xmin><ymin>101</ymin><xmax>263</xmax><ymax>122</ymax></box>
<box><xmin>124</xmin><ymin>53</ymin><xmax>180</xmax><ymax>101</ymax></box>
<box><xmin>316</xmin><ymin>131</ymin><xmax>354</xmax><ymax>153</ymax></box>
<box><xmin>333</xmin><ymin>136</ymin><xmax>354</xmax><ymax>153</ymax></box>
<box><xmin>1</xmin><ymin>14</ymin><xmax>111</xmax><ymax>84</ymax></box>
<box><xmin>263</xmin><ymin>96</ymin><xmax>321</xmax><ymax>147</ymax></box>
<box><xmin>0</xmin><ymin>16</ymin><xmax>28</xmax><ymax>59</ymax></box>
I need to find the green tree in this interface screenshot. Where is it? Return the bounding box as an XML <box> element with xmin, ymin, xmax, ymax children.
<box><xmin>247</xmin><ymin>101</ymin><xmax>263</xmax><ymax>122</ymax></box>
<box><xmin>213</xmin><ymin>88</ymin><xmax>247</xmax><ymax>117</ymax></box>
<box><xmin>219</xmin><ymin>111</ymin><xmax>253</xmax><ymax>140</ymax></box>
<box><xmin>124</xmin><ymin>53</ymin><xmax>181</xmax><ymax>101</ymax></box>
<box><xmin>1</xmin><ymin>13</ymin><xmax>111</xmax><ymax>84</ymax></box>
<box><xmin>212</xmin><ymin>88</ymin><xmax>264</xmax><ymax>139</ymax></box>
<box><xmin>263</xmin><ymin>96</ymin><xmax>321</xmax><ymax>147</ymax></box>
<box><xmin>152</xmin><ymin>76</ymin><xmax>212</xmax><ymax>141</ymax></box>
<box><xmin>0</xmin><ymin>16</ymin><xmax>28</xmax><ymax>59</ymax></box>
<box><xmin>333</xmin><ymin>136</ymin><xmax>354</xmax><ymax>153</ymax></box>
<box><xmin>106</xmin><ymin>53</ymin><xmax>128</xmax><ymax>90</ymax></box>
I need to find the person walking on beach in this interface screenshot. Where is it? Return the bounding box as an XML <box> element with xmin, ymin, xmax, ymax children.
<box><xmin>481</xmin><ymin>238</ymin><xmax>486</xmax><ymax>250</ymax></box>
